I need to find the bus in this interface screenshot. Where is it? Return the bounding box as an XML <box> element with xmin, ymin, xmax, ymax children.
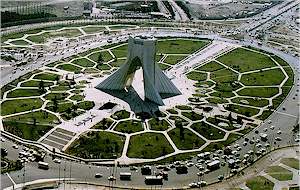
<box><xmin>38</xmin><ymin>161</ymin><xmax>49</xmax><ymax>170</ymax></box>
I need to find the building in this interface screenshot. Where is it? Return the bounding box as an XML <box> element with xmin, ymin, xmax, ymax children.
<box><xmin>96</xmin><ymin>36</ymin><xmax>181</xmax><ymax>106</ymax></box>
<box><xmin>207</xmin><ymin>160</ymin><xmax>220</xmax><ymax>170</ymax></box>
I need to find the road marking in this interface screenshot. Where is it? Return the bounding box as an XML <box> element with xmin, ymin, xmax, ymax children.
<box><xmin>6</xmin><ymin>173</ymin><xmax>16</xmax><ymax>186</ymax></box>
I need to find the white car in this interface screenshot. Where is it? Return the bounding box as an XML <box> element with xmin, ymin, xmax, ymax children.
<box><xmin>270</xmin><ymin>125</ymin><xmax>275</xmax><ymax>130</ymax></box>
<box><xmin>0</xmin><ymin>137</ymin><xmax>5</xmax><ymax>142</ymax></box>
<box><xmin>12</xmin><ymin>144</ymin><xmax>19</xmax><ymax>149</ymax></box>
<box><xmin>53</xmin><ymin>159</ymin><xmax>61</xmax><ymax>164</ymax></box>
<box><xmin>243</xmin><ymin>141</ymin><xmax>248</xmax><ymax>146</ymax></box>
<box><xmin>277</xmin><ymin>130</ymin><xmax>282</xmax><ymax>135</ymax></box>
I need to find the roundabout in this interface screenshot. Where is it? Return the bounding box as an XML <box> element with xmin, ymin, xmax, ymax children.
<box><xmin>0</xmin><ymin>22</ymin><xmax>299</xmax><ymax>189</ymax></box>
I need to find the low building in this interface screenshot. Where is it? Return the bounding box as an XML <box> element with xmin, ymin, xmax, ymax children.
<box><xmin>207</xmin><ymin>160</ymin><xmax>220</xmax><ymax>170</ymax></box>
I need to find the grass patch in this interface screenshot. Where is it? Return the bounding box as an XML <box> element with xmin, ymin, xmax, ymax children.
<box><xmin>82</xmin><ymin>26</ymin><xmax>106</xmax><ymax>34</ymax></box>
<box><xmin>3</xmin><ymin>121</ymin><xmax>53</xmax><ymax>141</ymax></box>
<box><xmin>206</xmin><ymin>117</ymin><xmax>236</xmax><ymax>131</ymax></box>
<box><xmin>4</xmin><ymin>110</ymin><xmax>60</xmax><ymax>125</ymax></box>
<box><xmin>237</xmin><ymin>87</ymin><xmax>279</xmax><ymax>98</ymax></box>
<box><xmin>210</xmin><ymin>91</ymin><xmax>235</xmax><ymax>98</ymax></box>
<box><xmin>57</xmin><ymin>64</ymin><xmax>82</xmax><ymax>73</ymax></box>
<box><xmin>281</xmin><ymin>158</ymin><xmax>300</xmax><ymax>170</ymax></box>
<box><xmin>159</xmin><ymin>63</ymin><xmax>171</xmax><ymax>70</ymax></box>
<box><xmin>217</xmin><ymin>48</ymin><xmax>277</xmax><ymax>72</ymax></box>
<box><xmin>45</xmin><ymin>92</ymin><xmax>69</xmax><ymax>101</ymax></box>
<box><xmin>186</xmin><ymin>71</ymin><xmax>207</xmax><ymax>81</ymax></box>
<box><xmin>77</xmin><ymin>101</ymin><xmax>95</xmax><ymax>110</ymax></box>
<box><xmin>110</xmin><ymin>58</ymin><xmax>126</xmax><ymax>67</ymax></box>
<box><xmin>203</xmin><ymin>133</ymin><xmax>242</xmax><ymax>151</ymax></box>
<box><xmin>10</xmin><ymin>40</ymin><xmax>31</xmax><ymax>46</ymax></box>
<box><xmin>175</xmin><ymin>105</ymin><xmax>192</xmax><ymax>110</ymax></box>
<box><xmin>96</xmin><ymin>63</ymin><xmax>111</xmax><ymax>70</ymax></box>
<box><xmin>92</xmin><ymin>118</ymin><xmax>114</xmax><ymax>130</ymax></box>
<box><xmin>196</xmin><ymin>61</ymin><xmax>224</xmax><ymax>72</ymax></box>
<box><xmin>163</xmin><ymin>55</ymin><xmax>186</xmax><ymax>65</ymax></box>
<box><xmin>283</xmin><ymin>66</ymin><xmax>294</xmax><ymax>86</ymax></box>
<box><xmin>111</xmin><ymin>44</ymin><xmax>128</xmax><ymax>58</ymax></box>
<box><xmin>88</xmin><ymin>51</ymin><xmax>113</xmax><ymax>63</ymax></box>
<box><xmin>45</xmin><ymin>102</ymin><xmax>74</xmax><ymax>113</ymax></box>
<box><xmin>265</xmin><ymin>166</ymin><xmax>293</xmax><ymax>181</ymax></box>
<box><xmin>157</xmin><ymin>39</ymin><xmax>209</xmax><ymax>54</ymax></box>
<box><xmin>148</xmin><ymin>119</ymin><xmax>170</xmax><ymax>131</ymax></box>
<box><xmin>71</xmin><ymin>58</ymin><xmax>95</xmax><ymax>67</ymax></box>
<box><xmin>7</xmin><ymin>89</ymin><xmax>43</xmax><ymax>98</ymax></box>
<box><xmin>1</xmin><ymin>98</ymin><xmax>43</xmax><ymax>116</ymax></box>
<box><xmin>182</xmin><ymin>111</ymin><xmax>203</xmax><ymax>121</ymax></box>
<box><xmin>168</xmin><ymin>128</ymin><xmax>205</xmax><ymax>150</ymax></box>
<box><xmin>191</xmin><ymin>121</ymin><xmax>226</xmax><ymax>140</ymax></box>
<box><xmin>66</xmin><ymin>131</ymin><xmax>125</xmax><ymax>159</ymax></box>
<box><xmin>211</xmin><ymin>68</ymin><xmax>238</xmax><ymax>83</ymax></box>
<box><xmin>194</xmin><ymin>80</ymin><xmax>215</xmax><ymax>88</ymax></box>
<box><xmin>70</xmin><ymin>95</ymin><xmax>84</xmax><ymax>101</ymax></box>
<box><xmin>246</xmin><ymin>176</ymin><xmax>274</xmax><ymax>190</ymax></box>
<box><xmin>206</xmin><ymin>97</ymin><xmax>228</xmax><ymax>104</ymax></box>
<box><xmin>226</xmin><ymin>104</ymin><xmax>260</xmax><ymax>117</ymax></box>
<box><xmin>257</xmin><ymin>110</ymin><xmax>273</xmax><ymax>120</ymax></box>
<box><xmin>21</xmin><ymin>80</ymin><xmax>53</xmax><ymax>87</ymax></box>
<box><xmin>240</xmin><ymin>69</ymin><xmax>285</xmax><ymax>86</ymax></box>
<box><xmin>231</xmin><ymin>97</ymin><xmax>269</xmax><ymax>107</ymax></box>
<box><xmin>111</xmin><ymin>110</ymin><xmax>130</xmax><ymax>120</ymax></box>
<box><xmin>166</xmin><ymin>109</ymin><xmax>178</xmax><ymax>114</ymax></box>
<box><xmin>114</xmin><ymin>120</ymin><xmax>143</xmax><ymax>134</ymax></box>
<box><xmin>33</xmin><ymin>72</ymin><xmax>60</xmax><ymax>81</ymax></box>
<box><xmin>127</xmin><ymin>132</ymin><xmax>174</xmax><ymax>159</ymax></box>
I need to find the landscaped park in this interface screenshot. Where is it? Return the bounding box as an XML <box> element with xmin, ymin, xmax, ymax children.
<box><xmin>0</xmin><ymin>24</ymin><xmax>295</xmax><ymax>164</ymax></box>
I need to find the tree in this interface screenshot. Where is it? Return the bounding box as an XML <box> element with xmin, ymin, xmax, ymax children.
<box><xmin>38</xmin><ymin>80</ymin><xmax>45</xmax><ymax>93</ymax></box>
<box><xmin>175</xmin><ymin>119</ymin><xmax>184</xmax><ymax>140</ymax></box>
<box><xmin>32</xmin><ymin>117</ymin><xmax>37</xmax><ymax>126</ymax></box>
<box><xmin>53</xmin><ymin>96</ymin><xmax>58</xmax><ymax>112</ymax></box>
<box><xmin>97</xmin><ymin>53</ymin><xmax>103</xmax><ymax>63</ymax></box>
<box><xmin>228</xmin><ymin>112</ymin><xmax>233</xmax><ymax>123</ymax></box>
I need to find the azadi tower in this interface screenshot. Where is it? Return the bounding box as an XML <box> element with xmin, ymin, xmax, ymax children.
<box><xmin>96</xmin><ymin>36</ymin><xmax>181</xmax><ymax>106</ymax></box>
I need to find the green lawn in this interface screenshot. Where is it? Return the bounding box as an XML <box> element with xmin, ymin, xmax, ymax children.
<box><xmin>1</xmin><ymin>98</ymin><xmax>43</xmax><ymax>116</ymax></box>
<box><xmin>110</xmin><ymin>58</ymin><xmax>126</xmax><ymax>67</ymax></box>
<box><xmin>83</xmin><ymin>68</ymin><xmax>99</xmax><ymax>73</ymax></box>
<box><xmin>159</xmin><ymin>63</ymin><xmax>171</xmax><ymax>70</ymax></box>
<box><xmin>50</xmin><ymin>85</ymin><xmax>71</xmax><ymax>91</ymax></box>
<box><xmin>210</xmin><ymin>91</ymin><xmax>235</xmax><ymax>98</ymax></box>
<box><xmin>226</xmin><ymin>104</ymin><xmax>260</xmax><ymax>117</ymax></box>
<box><xmin>175</xmin><ymin>105</ymin><xmax>192</xmax><ymax>110</ymax></box>
<box><xmin>168</xmin><ymin>128</ymin><xmax>205</xmax><ymax>150</ymax></box>
<box><xmin>148</xmin><ymin>119</ymin><xmax>170</xmax><ymax>131</ymax></box>
<box><xmin>163</xmin><ymin>55</ymin><xmax>187</xmax><ymax>65</ymax></box>
<box><xmin>166</xmin><ymin>109</ymin><xmax>178</xmax><ymax>114</ymax></box>
<box><xmin>186</xmin><ymin>71</ymin><xmax>207</xmax><ymax>81</ymax></box>
<box><xmin>191</xmin><ymin>121</ymin><xmax>226</xmax><ymax>140</ymax></box>
<box><xmin>203</xmin><ymin>133</ymin><xmax>242</xmax><ymax>152</ymax></box>
<box><xmin>211</xmin><ymin>68</ymin><xmax>238</xmax><ymax>83</ymax></box>
<box><xmin>2</xmin><ymin>120</ymin><xmax>53</xmax><ymax>141</ymax></box>
<box><xmin>46</xmin><ymin>102</ymin><xmax>74</xmax><ymax>113</ymax></box>
<box><xmin>10</xmin><ymin>40</ymin><xmax>31</xmax><ymax>46</ymax></box>
<box><xmin>217</xmin><ymin>48</ymin><xmax>277</xmax><ymax>72</ymax></box>
<box><xmin>281</xmin><ymin>158</ymin><xmax>300</xmax><ymax>170</ymax></box>
<box><xmin>111</xmin><ymin>110</ymin><xmax>130</xmax><ymax>120</ymax></box>
<box><xmin>265</xmin><ymin>166</ymin><xmax>293</xmax><ymax>181</ymax></box>
<box><xmin>214</xmin><ymin>82</ymin><xmax>242</xmax><ymax>92</ymax></box>
<box><xmin>44</xmin><ymin>92</ymin><xmax>69</xmax><ymax>101</ymax></box>
<box><xmin>33</xmin><ymin>72</ymin><xmax>60</xmax><ymax>81</ymax></box>
<box><xmin>4</xmin><ymin>110</ymin><xmax>60</xmax><ymax>125</ymax></box>
<box><xmin>21</xmin><ymin>80</ymin><xmax>53</xmax><ymax>87</ymax></box>
<box><xmin>109</xmin><ymin>25</ymin><xmax>136</xmax><ymax>30</ymax></box>
<box><xmin>27</xmin><ymin>29</ymin><xmax>82</xmax><ymax>43</ymax></box>
<box><xmin>57</xmin><ymin>64</ymin><xmax>82</xmax><ymax>73</ymax></box>
<box><xmin>157</xmin><ymin>39</ymin><xmax>209</xmax><ymax>54</ymax></box>
<box><xmin>114</xmin><ymin>120</ymin><xmax>143</xmax><ymax>134</ymax></box>
<box><xmin>194</xmin><ymin>80</ymin><xmax>215</xmax><ymax>88</ymax></box>
<box><xmin>66</xmin><ymin>131</ymin><xmax>125</xmax><ymax>159</ymax></box>
<box><xmin>283</xmin><ymin>66</ymin><xmax>294</xmax><ymax>86</ymax></box>
<box><xmin>206</xmin><ymin>97</ymin><xmax>229</xmax><ymax>104</ymax></box>
<box><xmin>240</xmin><ymin>69</ymin><xmax>285</xmax><ymax>86</ymax></box>
<box><xmin>77</xmin><ymin>101</ymin><xmax>95</xmax><ymax>110</ymax></box>
<box><xmin>127</xmin><ymin>132</ymin><xmax>174</xmax><ymax>159</ymax></box>
<box><xmin>257</xmin><ymin>110</ymin><xmax>273</xmax><ymax>120</ymax></box>
<box><xmin>88</xmin><ymin>51</ymin><xmax>113</xmax><ymax>63</ymax></box>
<box><xmin>206</xmin><ymin>117</ymin><xmax>236</xmax><ymax>131</ymax></box>
<box><xmin>196</xmin><ymin>61</ymin><xmax>224</xmax><ymax>72</ymax></box>
<box><xmin>70</xmin><ymin>95</ymin><xmax>84</xmax><ymax>101</ymax></box>
<box><xmin>82</xmin><ymin>26</ymin><xmax>106</xmax><ymax>34</ymax></box>
<box><xmin>246</xmin><ymin>176</ymin><xmax>274</xmax><ymax>190</ymax></box>
<box><xmin>111</xmin><ymin>44</ymin><xmax>128</xmax><ymax>58</ymax></box>
<box><xmin>92</xmin><ymin>118</ymin><xmax>114</xmax><ymax>130</ymax></box>
<box><xmin>71</xmin><ymin>58</ymin><xmax>95</xmax><ymax>67</ymax></box>
<box><xmin>237</xmin><ymin>87</ymin><xmax>279</xmax><ymax>98</ymax></box>
<box><xmin>96</xmin><ymin>63</ymin><xmax>111</xmax><ymax>70</ymax></box>
<box><xmin>272</xmin><ymin>55</ymin><xmax>290</xmax><ymax>67</ymax></box>
<box><xmin>181</xmin><ymin>111</ymin><xmax>203</xmax><ymax>121</ymax></box>
<box><xmin>231</xmin><ymin>97</ymin><xmax>269</xmax><ymax>107</ymax></box>
<box><xmin>7</xmin><ymin>89</ymin><xmax>43</xmax><ymax>98</ymax></box>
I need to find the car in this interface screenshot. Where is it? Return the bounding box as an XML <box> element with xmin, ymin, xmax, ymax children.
<box><xmin>243</xmin><ymin>141</ymin><xmax>248</xmax><ymax>146</ymax></box>
<box><xmin>263</xmin><ymin>128</ymin><xmax>268</xmax><ymax>132</ymax></box>
<box><xmin>277</xmin><ymin>130</ymin><xmax>282</xmax><ymax>135</ymax></box>
<box><xmin>236</xmin><ymin>147</ymin><xmax>242</xmax><ymax>151</ymax></box>
<box><xmin>0</xmin><ymin>137</ymin><xmax>5</xmax><ymax>142</ymax></box>
<box><xmin>275</xmin><ymin>137</ymin><xmax>282</xmax><ymax>141</ymax></box>
<box><xmin>12</xmin><ymin>144</ymin><xmax>19</xmax><ymax>149</ymax></box>
<box><xmin>249</xmin><ymin>140</ymin><xmax>255</xmax><ymax>144</ymax></box>
<box><xmin>53</xmin><ymin>159</ymin><xmax>61</xmax><ymax>164</ymax></box>
<box><xmin>268</xmin><ymin>120</ymin><xmax>272</xmax><ymax>124</ymax></box>
<box><xmin>187</xmin><ymin>162</ymin><xmax>194</xmax><ymax>167</ymax></box>
<box><xmin>256</xmin><ymin>144</ymin><xmax>262</xmax><ymax>148</ymax></box>
<box><xmin>270</xmin><ymin>125</ymin><xmax>275</xmax><ymax>130</ymax></box>
<box><xmin>218</xmin><ymin>175</ymin><xmax>224</xmax><ymax>181</ymax></box>
<box><xmin>197</xmin><ymin>171</ymin><xmax>204</xmax><ymax>176</ymax></box>
<box><xmin>108</xmin><ymin>175</ymin><xmax>116</xmax><ymax>181</ymax></box>
<box><xmin>255</xmin><ymin>139</ymin><xmax>260</xmax><ymax>143</ymax></box>
<box><xmin>95</xmin><ymin>173</ymin><xmax>103</xmax><ymax>178</ymax></box>
<box><xmin>130</xmin><ymin>166</ymin><xmax>138</xmax><ymax>170</ymax></box>
<box><xmin>265</xmin><ymin>143</ymin><xmax>270</xmax><ymax>147</ymax></box>
<box><xmin>189</xmin><ymin>182</ymin><xmax>198</xmax><ymax>188</ymax></box>
<box><xmin>295</xmin><ymin>138</ymin><xmax>300</xmax><ymax>142</ymax></box>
